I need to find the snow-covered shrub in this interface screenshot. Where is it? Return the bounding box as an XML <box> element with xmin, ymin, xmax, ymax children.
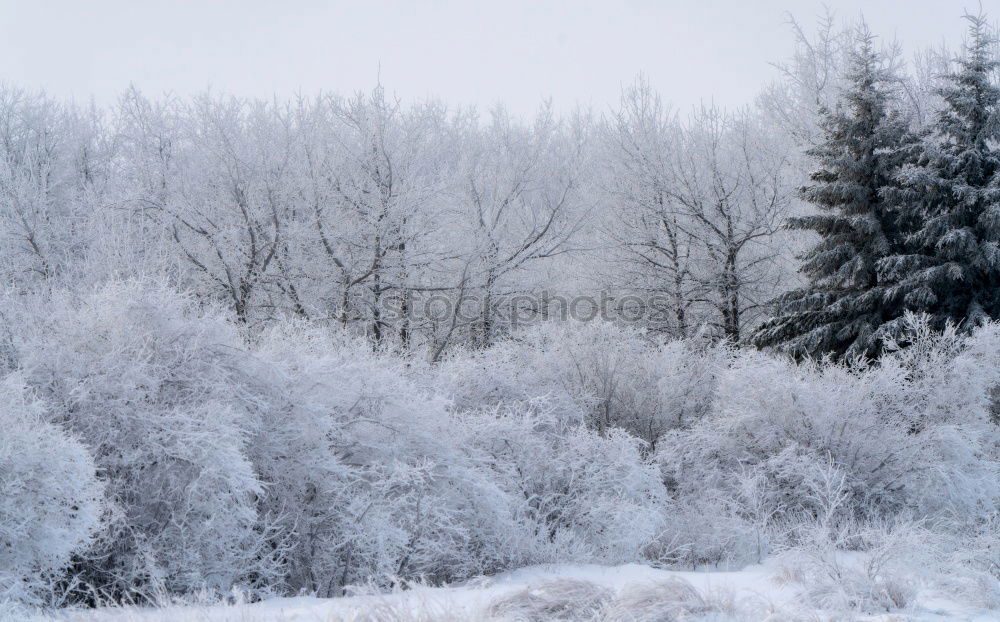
<box><xmin>438</xmin><ymin>321</ymin><xmax>720</xmax><ymax>447</ymax></box>
<box><xmin>646</xmin><ymin>491</ymin><xmax>756</xmax><ymax>570</ymax></box>
<box><xmin>0</xmin><ymin>375</ymin><xmax>102</xmax><ymax>604</ymax></box>
<box><xmin>488</xmin><ymin>578</ymin><xmax>614</xmax><ymax>621</ymax></box>
<box><xmin>878</xmin><ymin>317</ymin><xmax>1000</xmax><ymax>519</ymax></box>
<box><xmin>333</xmin><ymin>596</ymin><xmax>480</xmax><ymax>622</ymax></box>
<box><xmin>775</xmin><ymin>518</ymin><xmax>945</xmax><ymax>613</ymax></box>
<box><xmin>253</xmin><ymin>321</ymin><xmax>523</xmax><ymax>595</ymax></box>
<box><xmin>253</xmin><ymin>322</ymin><xmax>671</xmax><ymax>592</ymax></box>
<box><xmin>934</xmin><ymin>515</ymin><xmax>1000</xmax><ymax>609</ymax></box>
<box><xmin>454</xmin><ymin>400</ymin><xmax>668</xmax><ymax>565</ymax></box>
<box><xmin>490</xmin><ymin>577</ymin><xmax>781</xmax><ymax>622</ymax></box>
<box><xmin>602</xmin><ymin>578</ymin><xmax>768</xmax><ymax>622</ymax></box>
<box><xmin>19</xmin><ymin>281</ymin><xmax>280</xmax><ymax>601</ymax></box>
<box><xmin>660</xmin><ymin>316</ymin><xmax>1000</xmax><ymax>528</ymax></box>
<box><xmin>651</xmin><ymin>337</ymin><xmax>722</xmax><ymax>434</ymax></box>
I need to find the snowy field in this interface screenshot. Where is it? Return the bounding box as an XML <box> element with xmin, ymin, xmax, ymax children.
<box><xmin>17</xmin><ymin>560</ymin><xmax>996</xmax><ymax>622</ymax></box>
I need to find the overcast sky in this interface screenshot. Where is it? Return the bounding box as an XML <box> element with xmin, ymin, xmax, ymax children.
<box><xmin>0</xmin><ymin>1</ymin><xmax>984</xmax><ymax>116</ymax></box>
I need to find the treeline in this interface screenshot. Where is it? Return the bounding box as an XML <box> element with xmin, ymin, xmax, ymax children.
<box><xmin>1</xmin><ymin>14</ymin><xmax>993</xmax><ymax>358</ymax></box>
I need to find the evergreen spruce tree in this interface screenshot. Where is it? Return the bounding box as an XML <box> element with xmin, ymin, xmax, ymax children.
<box><xmin>752</xmin><ymin>28</ymin><xmax>917</xmax><ymax>360</ymax></box>
<box><xmin>878</xmin><ymin>13</ymin><xmax>1000</xmax><ymax>335</ymax></box>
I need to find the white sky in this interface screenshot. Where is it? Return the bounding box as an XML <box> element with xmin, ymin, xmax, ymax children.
<box><xmin>0</xmin><ymin>0</ymin><xmax>984</xmax><ymax>116</ymax></box>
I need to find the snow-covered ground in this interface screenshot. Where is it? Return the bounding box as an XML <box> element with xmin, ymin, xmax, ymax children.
<box><xmin>23</xmin><ymin>560</ymin><xmax>997</xmax><ymax>622</ymax></box>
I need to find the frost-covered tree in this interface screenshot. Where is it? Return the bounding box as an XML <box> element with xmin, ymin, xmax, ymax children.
<box><xmin>163</xmin><ymin>97</ymin><xmax>292</xmax><ymax>324</ymax></box>
<box><xmin>602</xmin><ymin>81</ymin><xmax>789</xmax><ymax>341</ymax></box>
<box><xmin>878</xmin><ymin>13</ymin><xmax>1000</xmax><ymax>334</ymax></box>
<box><xmin>601</xmin><ymin>78</ymin><xmax>700</xmax><ymax>337</ymax></box>
<box><xmin>0</xmin><ymin>87</ymin><xmax>109</xmax><ymax>288</ymax></box>
<box><xmin>753</xmin><ymin>28</ymin><xmax>918</xmax><ymax>360</ymax></box>
<box><xmin>453</xmin><ymin>104</ymin><xmax>587</xmax><ymax>347</ymax></box>
<box><xmin>668</xmin><ymin>105</ymin><xmax>790</xmax><ymax>341</ymax></box>
<box><xmin>759</xmin><ymin>10</ymin><xmax>852</xmax><ymax>149</ymax></box>
<box><xmin>312</xmin><ymin>86</ymin><xmax>447</xmax><ymax>345</ymax></box>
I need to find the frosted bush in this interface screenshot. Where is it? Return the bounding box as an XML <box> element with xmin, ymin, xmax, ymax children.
<box><xmin>19</xmin><ymin>281</ymin><xmax>280</xmax><ymax>601</ymax></box>
<box><xmin>488</xmin><ymin>578</ymin><xmax>614</xmax><ymax>621</ymax></box>
<box><xmin>454</xmin><ymin>401</ymin><xmax>668</xmax><ymax>565</ymax></box>
<box><xmin>602</xmin><ymin>578</ymin><xmax>769</xmax><ymax>622</ymax></box>
<box><xmin>646</xmin><ymin>491</ymin><xmax>756</xmax><ymax>570</ymax></box>
<box><xmin>775</xmin><ymin>518</ymin><xmax>946</xmax><ymax>613</ymax></box>
<box><xmin>439</xmin><ymin>320</ymin><xmax>720</xmax><ymax>447</ymax></box>
<box><xmin>253</xmin><ymin>321</ymin><xmax>524</xmax><ymax>595</ymax></box>
<box><xmin>0</xmin><ymin>375</ymin><xmax>102</xmax><ymax>604</ymax></box>
<box><xmin>660</xmin><ymin>317</ymin><xmax>1000</xmax><ymax>528</ymax></box>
